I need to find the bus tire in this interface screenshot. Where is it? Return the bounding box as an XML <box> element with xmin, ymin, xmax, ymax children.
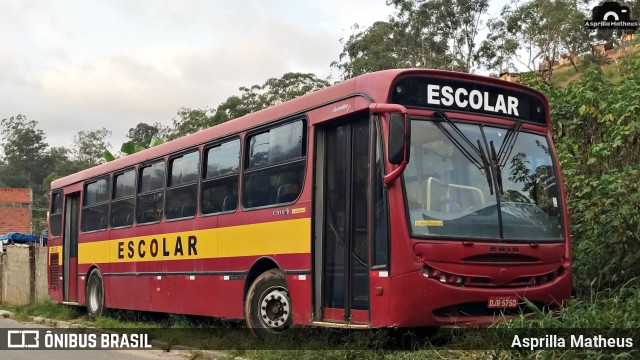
<box><xmin>244</xmin><ymin>269</ymin><xmax>292</xmax><ymax>339</ymax></box>
<box><xmin>86</xmin><ymin>269</ymin><xmax>105</xmax><ymax>320</ymax></box>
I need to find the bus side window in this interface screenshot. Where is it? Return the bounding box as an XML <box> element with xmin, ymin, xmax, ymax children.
<box><xmin>111</xmin><ymin>169</ymin><xmax>135</xmax><ymax>228</ymax></box>
<box><xmin>82</xmin><ymin>176</ymin><xmax>110</xmax><ymax>232</ymax></box>
<box><xmin>166</xmin><ymin>151</ymin><xmax>199</xmax><ymax>220</ymax></box>
<box><xmin>202</xmin><ymin>139</ymin><xmax>240</xmax><ymax>215</ymax></box>
<box><xmin>137</xmin><ymin>161</ymin><xmax>165</xmax><ymax>224</ymax></box>
<box><xmin>50</xmin><ymin>191</ymin><xmax>63</xmax><ymax>237</ymax></box>
<box><xmin>243</xmin><ymin>120</ymin><xmax>305</xmax><ymax>209</ymax></box>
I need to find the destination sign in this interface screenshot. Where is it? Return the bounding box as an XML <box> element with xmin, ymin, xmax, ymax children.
<box><xmin>390</xmin><ymin>76</ymin><xmax>547</xmax><ymax>125</ymax></box>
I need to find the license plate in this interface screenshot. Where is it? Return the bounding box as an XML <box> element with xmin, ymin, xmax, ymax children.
<box><xmin>487</xmin><ymin>296</ymin><xmax>518</xmax><ymax>308</ymax></box>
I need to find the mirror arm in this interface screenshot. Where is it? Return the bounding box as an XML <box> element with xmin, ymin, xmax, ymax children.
<box><xmin>383</xmin><ymin>160</ymin><xmax>407</xmax><ymax>188</ymax></box>
<box><xmin>369</xmin><ymin>103</ymin><xmax>407</xmax><ymax>114</ymax></box>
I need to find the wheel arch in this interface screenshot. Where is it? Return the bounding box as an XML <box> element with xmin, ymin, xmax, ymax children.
<box><xmin>243</xmin><ymin>257</ymin><xmax>286</xmax><ymax>306</ymax></box>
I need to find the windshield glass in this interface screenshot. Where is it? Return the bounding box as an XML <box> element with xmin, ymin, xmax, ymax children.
<box><xmin>404</xmin><ymin>119</ymin><xmax>563</xmax><ymax>242</ymax></box>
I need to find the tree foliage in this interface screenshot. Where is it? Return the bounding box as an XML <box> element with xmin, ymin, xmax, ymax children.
<box><xmin>0</xmin><ymin>115</ymin><xmax>55</xmax><ymax>232</ymax></box>
<box><xmin>521</xmin><ymin>52</ymin><xmax>640</xmax><ymax>292</ymax></box>
<box><xmin>491</xmin><ymin>0</ymin><xmax>590</xmax><ymax>79</ymax></box>
<box><xmin>72</xmin><ymin>127</ymin><xmax>112</xmax><ymax>168</ymax></box>
<box><xmin>168</xmin><ymin>72</ymin><xmax>329</xmax><ymax>139</ymax></box>
<box><xmin>332</xmin><ymin>0</ymin><xmax>489</xmax><ymax>78</ymax></box>
<box><xmin>126</xmin><ymin>122</ymin><xmax>165</xmax><ymax>147</ymax></box>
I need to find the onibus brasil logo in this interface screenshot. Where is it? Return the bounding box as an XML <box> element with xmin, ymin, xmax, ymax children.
<box><xmin>585</xmin><ymin>1</ymin><xmax>639</xmax><ymax>29</ymax></box>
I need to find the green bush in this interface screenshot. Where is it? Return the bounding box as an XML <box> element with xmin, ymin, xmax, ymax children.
<box><xmin>523</xmin><ymin>53</ymin><xmax>640</xmax><ymax>293</ymax></box>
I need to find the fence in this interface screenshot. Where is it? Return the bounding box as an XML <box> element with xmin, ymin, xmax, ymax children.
<box><xmin>0</xmin><ymin>245</ymin><xmax>49</xmax><ymax>305</ymax></box>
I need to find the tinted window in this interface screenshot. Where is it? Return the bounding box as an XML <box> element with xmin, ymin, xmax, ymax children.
<box><xmin>140</xmin><ymin>162</ymin><xmax>165</xmax><ymax>193</ymax></box>
<box><xmin>248</xmin><ymin>121</ymin><xmax>303</xmax><ymax>168</ymax></box>
<box><xmin>85</xmin><ymin>178</ymin><xmax>109</xmax><ymax>206</ymax></box>
<box><xmin>206</xmin><ymin>139</ymin><xmax>240</xmax><ymax>178</ymax></box>
<box><xmin>137</xmin><ymin>161</ymin><xmax>165</xmax><ymax>224</ymax></box>
<box><xmin>111</xmin><ymin>169</ymin><xmax>135</xmax><ymax>228</ymax></box>
<box><xmin>51</xmin><ymin>192</ymin><xmax>63</xmax><ymax>214</ymax></box>
<box><xmin>202</xmin><ymin>139</ymin><xmax>240</xmax><ymax>215</ymax></box>
<box><xmin>170</xmin><ymin>151</ymin><xmax>199</xmax><ymax>187</ymax></box>
<box><xmin>243</xmin><ymin>120</ymin><xmax>306</xmax><ymax>209</ymax></box>
<box><xmin>114</xmin><ymin>170</ymin><xmax>135</xmax><ymax>199</ymax></box>
<box><xmin>82</xmin><ymin>176</ymin><xmax>110</xmax><ymax>232</ymax></box>
<box><xmin>50</xmin><ymin>191</ymin><xmax>63</xmax><ymax>237</ymax></box>
<box><xmin>166</xmin><ymin>151</ymin><xmax>199</xmax><ymax>220</ymax></box>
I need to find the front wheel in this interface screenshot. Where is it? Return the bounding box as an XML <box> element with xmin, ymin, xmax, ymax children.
<box><xmin>86</xmin><ymin>269</ymin><xmax>105</xmax><ymax>320</ymax></box>
<box><xmin>244</xmin><ymin>269</ymin><xmax>292</xmax><ymax>339</ymax></box>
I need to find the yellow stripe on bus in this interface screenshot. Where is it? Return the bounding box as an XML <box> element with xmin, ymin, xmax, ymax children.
<box><xmin>72</xmin><ymin>217</ymin><xmax>310</xmax><ymax>265</ymax></box>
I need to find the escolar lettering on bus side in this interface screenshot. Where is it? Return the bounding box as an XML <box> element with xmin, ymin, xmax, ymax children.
<box><xmin>117</xmin><ymin>235</ymin><xmax>197</xmax><ymax>259</ymax></box>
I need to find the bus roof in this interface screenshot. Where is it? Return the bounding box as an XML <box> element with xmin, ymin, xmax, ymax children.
<box><xmin>51</xmin><ymin>68</ymin><xmax>547</xmax><ymax>190</ymax></box>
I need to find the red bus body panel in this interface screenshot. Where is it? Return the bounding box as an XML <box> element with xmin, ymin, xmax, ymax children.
<box><xmin>48</xmin><ymin>69</ymin><xmax>571</xmax><ymax>329</ymax></box>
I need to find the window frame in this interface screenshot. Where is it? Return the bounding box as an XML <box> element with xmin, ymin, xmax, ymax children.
<box><xmin>49</xmin><ymin>190</ymin><xmax>64</xmax><ymax>238</ymax></box>
<box><xmin>165</xmin><ymin>149</ymin><xmax>201</xmax><ymax>221</ymax></box>
<box><xmin>201</xmin><ymin>136</ymin><xmax>241</xmax><ymax>217</ymax></box>
<box><xmin>81</xmin><ymin>175</ymin><xmax>111</xmax><ymax>233</ymax></box>
<box><xmin>241</xmin><ymin>118</ymin><xmax>307</xmax><ymax>211</ymax></box>
<box><xmin>136</xmin><ymin>158</ymin><xmax>166</xmax><ymax>225</ymax></box>
<box><xmin>110</xmin><ymin>167</ymin><xmax>137</xmax><ymax>229</ymax></box>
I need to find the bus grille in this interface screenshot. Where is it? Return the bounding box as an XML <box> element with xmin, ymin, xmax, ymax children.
<box><xmin>49</xmin><ymin>253</ymin><xmax>59</xmax><ymax>288</ymax></box>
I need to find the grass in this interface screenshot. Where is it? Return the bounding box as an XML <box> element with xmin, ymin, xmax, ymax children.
<box><xmin>3</xmin><ymin>286</ymin><xmax>640</xmax><ymax>359</ymax></box>
<box><xmin>0</xmin><ymin>300</ymin><xmax>85</xmax><ymax>322</ymax></box>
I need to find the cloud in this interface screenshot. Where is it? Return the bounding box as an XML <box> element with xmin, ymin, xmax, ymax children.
<box><xmin>2</xmin><ymin>0</ymin><xmax>393</xmax><ymax>149</ymax></box>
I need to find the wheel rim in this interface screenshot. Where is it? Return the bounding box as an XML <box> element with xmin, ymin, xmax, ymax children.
<box><xmin>259</xmin><ymin>286</ymin><xmax>290</xmax><ymax>331</ymax></box>
<box><xmin>89</xmin><ymin>278</ymin><xmax>101</xmax><ymax>313</ymax></box>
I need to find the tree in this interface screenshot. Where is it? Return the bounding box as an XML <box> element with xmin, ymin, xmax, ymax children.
<box><xmin>168</xmin><ymin>72</ymin><xmax>328</xmax><ymax>139</ymax></box>
<box><xmin>212</xmin><ymin>72</ymin><xmax>329</xmax><ymax>124</ymax></box>
<box><xmin>331</xmin><ymin>21</ymin><xmax>415</xmax><ymax>79</ymax></box>
<box><xmin>498</xmin><ymin>0</ymin><xmax>590</xmax><ymax>79</ymax></box>
<box><xmin>477</xmin><ymin>19</ymin><xmax>519</xmax><ymax>74</ymax></box>
<box><xmin>126</xmin><ymin>122</ymin><xmax>165</xmax><ymax>146</ymax></box>
<box><xmin>167</xmin><ymin>107</ymin><xmax>216</xmax><ymax>140</ymax></box>
<box><xmin>0</xmin><ymin>115</ymin><xmax>49</xmax><ymax>188</ymax></box>
<box><xmin>0</xmin><ymin>115</ymin><xmax>55</xmax><ymax>232</ymax></box>
<box><xmin>72</xmin><ymin>127</ymin><xmax>112</xmax><ymax>168</ymax></box>
<box><xmin>332</xmin><ymin>0</ymin><xmax>489</xmax><ymax>79</ymax></box>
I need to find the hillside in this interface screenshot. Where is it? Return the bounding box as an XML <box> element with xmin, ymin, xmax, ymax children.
<box><xmin>550</xmin><ymin>44</ymin><xmax>639</xmax><ymax>86</ymax></box>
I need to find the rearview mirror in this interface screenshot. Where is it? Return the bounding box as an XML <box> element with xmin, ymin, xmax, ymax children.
<box><xmin>388</xmin><ymin>113</ymin><xmax>410</xmax><ymax>165</ymax></box>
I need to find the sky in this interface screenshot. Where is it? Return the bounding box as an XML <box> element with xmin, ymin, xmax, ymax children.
<box><xmin>0</xmin><ymin>0</ymin><xmax>510</xmax><ymax>152</ymax></box>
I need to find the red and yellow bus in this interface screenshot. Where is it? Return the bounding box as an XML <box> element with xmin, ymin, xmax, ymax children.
<box><xmin>48</xmin><ymin>69</ymin><xmax>571</xmax><ymax>336</ymax></box>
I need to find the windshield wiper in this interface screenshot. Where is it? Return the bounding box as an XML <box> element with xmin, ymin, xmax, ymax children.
<box><xmin>497</xmin><ymin>121</ymin><xmax>523</xmax><ymax>169</ymax></box>
<box><xmin>434</xmin><ymin>111</ymin><xmax>494</xmax><ymax>194</ymax></box>
<box><xmin>489</xmin><ymin>140</ymin><xmax>502</xmax><ymax>194</ymax></box>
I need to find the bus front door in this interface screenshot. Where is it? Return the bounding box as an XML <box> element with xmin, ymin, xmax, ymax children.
<box><xmin>62</xmin><ymin>192</ymin><xmax>80</xmax><ymax>302</ymax></box>
<box><xmin>314</xmin><ymin>116</ymin><xmax>371</xmax><ymax>325</ymax></box>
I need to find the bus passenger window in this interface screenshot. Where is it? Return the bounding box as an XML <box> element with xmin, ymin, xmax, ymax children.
<box><xmin>111</xmin><ymin>169</ymin><xmax>135</xmax><ymax>228</ymax></box>
<box><xmin>137</xmin><ymin>161</ymin><xmax>165</xmax><ymax>224</ymax></box>
<box><xmin>166</xmin><ymin>151</ymin><xmax>199</xmax><ymax>219</ymax></box>
<box><xmin>49</xmin><ymin>191</ymin><xmax>63</xmax><ymax>237</ymax></box>
<box><xmin>82</xmin><ymin>177</ymin><xmax>110</xmax><ymax>232</ymax></box>
<box><xmin>202</xmin><ymin>139</ymin><xmax>240</xmax><ymax>214</ymax></box>
<box><xmin>243</xmin><ymin>121</ymin><xmax>305</xmax><ymax>209</ymax></box>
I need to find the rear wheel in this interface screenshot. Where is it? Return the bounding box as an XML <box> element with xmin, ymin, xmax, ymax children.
<box><xmin>86</xmin><ymin>269</ymin><xmax>105</xmax><ymax>319</ymax></box>
<box><xmin>244</xmin><ymin>269</ymin><xmax>292</xmax><ymax>339</ymax></box>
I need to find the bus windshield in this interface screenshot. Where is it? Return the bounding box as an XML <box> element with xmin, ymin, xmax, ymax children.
<box><xmin>404</xmin><ymin>118</ymin><xmax>563</xmax><ymax>242</ymax></box>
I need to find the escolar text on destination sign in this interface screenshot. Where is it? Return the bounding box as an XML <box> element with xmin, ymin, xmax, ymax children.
<box><xmin>117</xmin><ymin>236</ymin><xmax>198</xmax><ymax>259</ymax></box>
